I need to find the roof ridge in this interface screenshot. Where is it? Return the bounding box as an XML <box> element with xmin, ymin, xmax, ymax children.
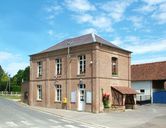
<box><xmin>132</xmin><ymin>61</ymin><xmax>166</xmax><ymax>66</ymax></box>
<box><xmin>91</xmin><ymin>33</ymin><xmax>96</xmax><ymax>42</ymax></box>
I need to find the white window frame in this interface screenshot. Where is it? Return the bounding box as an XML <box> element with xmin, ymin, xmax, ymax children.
<box><xmin>78</xmin><ymin>55</ymin><xmax>86</xmax><ymax>74</ymax></box>
<box><xmin>37</xmin><ymin>85</ymin><xmax>42</xmax><ymax>100</ymax></box>
<box><xmin>55</xmin><ymin>85</ymin><xmax>62</xmax><ymax>102</ymax></box>
<box><xmin>37</xmin><ymin>61</ymin><xmax>42</xmax><ymax>77</ymax></box>
<box><xmin>55</xmin><ymin>58</ymin><xmax>62</xmax><ymax>75</ymax></box>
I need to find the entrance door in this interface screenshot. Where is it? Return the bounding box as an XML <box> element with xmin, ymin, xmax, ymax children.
<box><xmin>78</xmin><ymin>84</ymin><xmax>85</xmax><ymax>111</ymax></box>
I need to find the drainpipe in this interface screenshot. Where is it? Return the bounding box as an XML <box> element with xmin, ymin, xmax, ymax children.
<box><xmin>90</xmin><ymin>46</ymin><xmax>93</xmax><ymax>112</ymax></box>
<box><xmin>66</xmin><ymin>42</ymin><xmax>71</xmax><ymax>110</ymax></box>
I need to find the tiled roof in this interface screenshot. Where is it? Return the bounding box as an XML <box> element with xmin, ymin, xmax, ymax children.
<box><xmin>31</xmin><ymin>33</ymin><xmax>131</xmax><ymax>56</ymax></box>
<box><xmin>131</xmin><ymin>61</ymin><xmax>166</xmax><ymax>81</ymax></box>
<box><xmin>111</xmin><ymin>86</ymin><xmax>138</xmax><ymax>94</ymax></box>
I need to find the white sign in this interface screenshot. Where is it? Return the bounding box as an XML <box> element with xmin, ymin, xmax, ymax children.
<box><xmin>71</xmin><ymin>91</ymin><xmax>76</xmax><ymax>103</ymax></box>
<box><xmin>86</xmin><ymin>91</ymin><xmax>92</xmax><ymax>104</ymax></box>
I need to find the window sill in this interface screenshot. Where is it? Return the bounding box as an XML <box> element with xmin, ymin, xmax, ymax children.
<box><xmin>77</xmin><ymin>74</ymin><xmax>85</xmax><ymax>77</ymax></box>
<box><xmin>36</xmin><ymin>76</ymin><xmax>42</xmax><ymax>79</ymax></box>
<box><xmin>54</xmin><ymin>75</ymin><xmax>62</xmax><ymax>78</ymax></box>
<box><xmin>112</xmin><ymin>75</ymin><xmax>118</xmax><ymax>78</ymax></box>
<box><xmin>36</xmin><ymin>99</ymin><xmax>42</xmax><ymax>102</ymax></box>
<box><xmin>54</xmin><ymin>101</ymin><xmax>62</xmax><ymax>103</ymax></box>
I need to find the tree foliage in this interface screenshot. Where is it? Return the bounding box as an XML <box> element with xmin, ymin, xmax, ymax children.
<box><xmin>0</xmin><ymin>65</ymin><xmax>30</xmax><ymax>91</ymax></box>
<box><xmin>12</xmin><ymin>66</ymin><xmax>30</xmax><ymax>86</ymax></box>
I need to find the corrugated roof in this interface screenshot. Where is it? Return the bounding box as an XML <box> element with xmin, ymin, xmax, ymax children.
<box><xmin>131</xmin><ymin>61</ymin><xmax>166</xmax><ymax>81</ymax></box>
<box><xmin>31</xmin><ymin>33</ymin><xmax>131</xmax><ymax>56</ymax></box>
<box><xmin>112</xmin><ymin>86</ymin><xmax>138</xmax><ymax>94</ymax></box>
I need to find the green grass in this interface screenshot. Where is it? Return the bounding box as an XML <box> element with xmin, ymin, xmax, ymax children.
<box><xmin>0</xmin><ymin>95</ymin><xmax>21</xmax><ymax>99</ymax></box>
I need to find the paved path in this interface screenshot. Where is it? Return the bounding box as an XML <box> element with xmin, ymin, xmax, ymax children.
<box><xmin>0</xmin><ymin>98</ymin><xmax>99</xmax><ymax>128</ymax></box>
<box><xmin>0</xmin><ymin>97</ymin><xmax>166</xmax><ymax>128</ymax></box>
<box><xmin>30</xmin><ymin>104</ymin><xmax>166</xmax><ymax>128</ymax></box>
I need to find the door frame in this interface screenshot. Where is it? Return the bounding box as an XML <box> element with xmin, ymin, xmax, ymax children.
<box><xmin>77</xmin><ymin>84</ymin><xmax>85</xmax><ymax>111</ymax></box>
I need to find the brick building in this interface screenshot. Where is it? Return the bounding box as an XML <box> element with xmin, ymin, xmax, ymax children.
<box><xmin>131</xmin><ymin>61</ymin><xmax>166</xmax><ymax>104</ymax></box>
<box><xmin>29</xmin><ymin>33</ymin><xmax>136</xmax><ymax>113</ymax></box>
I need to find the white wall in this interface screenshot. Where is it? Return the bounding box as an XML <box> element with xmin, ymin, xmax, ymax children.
<box><xmin>131</xmin><ymin>81</ymin><xmax>153</xmax><ymax>103</ymax></box>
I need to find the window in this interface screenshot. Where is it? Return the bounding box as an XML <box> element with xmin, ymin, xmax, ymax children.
<box><xmin>55</xmin><ymin>58</ymin><xmax>62</xmax><ymax>75</ymax></box>
<box><xmin>78</xmin><ymin>55</ymin><xmax>86</xmax><ymax>74</ymax></box>
<box><xmin>140</xmin><ymin>89</ymin><xmax>145</xmax><ymax>93</ymax></box>
<box><xmin>55</xmin><ymin>85</ymin><xmax>62</xmax><ymax>102</ymax></box>
<box><xmin>37</xmin><ymin>85</ymin><xmax>42</xmax><ymax>100</ymax></box>
<box><xmin>37</xmin><ymin>61</ymin><xmax>42</xmax><ymax>77</ymax></box>
<box><xmin>112</xmin><ymin>57</ymin><xmax>118</xmax><ymax>76</ymax></box>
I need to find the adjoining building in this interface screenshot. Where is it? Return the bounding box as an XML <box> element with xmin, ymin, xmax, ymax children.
<box><xmin>29</xmin><ymin>33</ymin><xmax>137</xmax><ymax>113</ymax></box>
<box><xmin>131</xmin><ymin>61</ymin><xmax>166</xmax><ymax>104</ymax></box>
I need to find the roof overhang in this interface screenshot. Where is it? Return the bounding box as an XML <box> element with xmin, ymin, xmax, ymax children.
<box><xmin>111</xmin><ymin>86</ymin><xmax>138</xmax><ymax>95</ymax></box>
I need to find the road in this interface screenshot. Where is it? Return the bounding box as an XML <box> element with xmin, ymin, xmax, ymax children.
<box><xmin>0</xmin><ymin>98</ymin><xmax>95</xmax><ymax>128</ymax></box>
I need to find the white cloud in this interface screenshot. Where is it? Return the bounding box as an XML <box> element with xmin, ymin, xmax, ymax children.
<box><xmin>134</xmin><ymin>4</ymin><xmax>156</xmax><ymax>14</ymax></box>
<box><xmin>125</xmin><ymin>39</ymin><xmax>166</xmax><ymax>54</ymax></box>
<box><xmin>76</xmin><ymin>13</ymin><xmax>93</xmax><ymax>23</ymax></box>
<box><xmin>132</xmin><ymin>56</ymin><xmax>166</xmax><ymax>64</ymax></box>
<box><xmin>0</xmin><ymin>52</ymin><xmax>13</xmax><ymax>61</ymax></box>
<box><xmin>152</xmin><ymin>12</ymin><xmax>166</xmax><ymax>24</ymax></box>
<box><xmin>75</xmin><ymin>14</ymin><xmax>112</xmax><ymax>32</ymax></box>
<box><xmin>128</xmin><ymin>16</ymin><xmax>143</xmax><ymax>28</ymax></box>
<box><xmin>100</xmin><ymin>0</ymin><xmax>133</xmax><ymax>21</ymax></box>
<box><xmin>5</xmin><ymin>62</ymin><xmax>29</xmax><ymax>76</ymax></box>
<box><xmin>64</xmin><ymin>0</ymin><xmax>96</xmax><ymax>12</ymax></box>
<box><xmin>81</xmin><ymin>28</ymin><xmax>97</xmax><ymax>35</ymax></box>
<box><xmin>0</xmin><ymin>51</ymin><xmax>28</xmax><ymax>76</ymax></box>
<box><xmin>48</xmin><ymin>29</ymin><xmax>54</xmax><ymax>36</ymax></box>
<box><xmin>151</xmin><ymin>2</ymin><xmax>166</xmax><ymax>24</ymax></box>
<box><xmin>45</xmin><ymin>2</ymin><xmax>62</xmax><ymax>14</ymax></box>
<box><xmin>111</xmin><ymin>37</ymin><xmax>123</xmax><ymax>46</ymax></box>
<box><xmin>142</xmin><ymin>0</ymin><xmax>166</xmax><ymax>5</ymax></box>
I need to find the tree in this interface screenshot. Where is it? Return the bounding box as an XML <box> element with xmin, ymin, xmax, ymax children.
<box><xmin>0</xmin><ymin>65</ymin><xmax>5</xmax><ymax>81</ymax></box>
<box><xmin>0</xmin><ymin>65</ymin><xmax>9</xmax><ymax>91</ymax></box>
<box><xmin>12</xmin><ymin>70</ymin><xmax>24</xmax><ymax>86</ymax></box>
<box><xmin>23</xmin><ymin>66</ymin><xmax>30</xmax><ymax>82</ymax></box>
<box><xmin>11</xmin><ymin>66</ymin><xmax>30</xmax><ymax>86</ymax></box>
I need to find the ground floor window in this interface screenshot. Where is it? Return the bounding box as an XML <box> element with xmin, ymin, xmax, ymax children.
<box><xmin>37</xmin><ymin>85</ymin><xmax>42</xmax><ymax>100</ymax></box>
<box><xmin>55</xmin><ymin>85</ymin><xmax>62</xmax><ymax>102</ymax></box>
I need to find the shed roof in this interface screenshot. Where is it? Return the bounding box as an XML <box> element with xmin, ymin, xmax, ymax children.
<box><xmin>111</xmin><ymin>86</ymin><xmax>138</xmax><ymax>94</ymax></box>
<box><xmin>131</xmin><ymin>61</ymin><xmax>166</xmax><ymax>81</ymax></box>
<box><xmin>31</xmin><ymin>33</ymin><xmax>131</xmax><ymax>56</ymax></box>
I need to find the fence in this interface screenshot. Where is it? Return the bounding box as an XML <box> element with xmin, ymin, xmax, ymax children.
<box><xmin>0</xmin><ymin>91</ymin><xmax>21</xmax><ymax>96</ymax></box>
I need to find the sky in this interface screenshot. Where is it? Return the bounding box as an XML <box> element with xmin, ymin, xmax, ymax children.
<box><xmin>0</xmin><ymin>0</ymin><xmax>166</xmax><ymax>76</ymax></box>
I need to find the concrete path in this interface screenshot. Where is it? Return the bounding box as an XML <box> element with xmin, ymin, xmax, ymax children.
<box><xmin>0</xmin><ymin>98</ymin><xmax>100</xmax><ymax>128</ymax></box>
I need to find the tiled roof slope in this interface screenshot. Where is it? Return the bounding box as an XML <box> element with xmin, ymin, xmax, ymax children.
<box><xmin>32</xmin><ymin>33</ymin><xmax>131</xmax><ymax>56</ymax></box>
<box><xmin>131</xmin><ymin>61</ymin><xmax>166</xmax><ymax>81</ymax></box>
<box><xmin>112</xmin><ymin>86</ymin><xmax>138</xmax><ymax>94</ymax></box>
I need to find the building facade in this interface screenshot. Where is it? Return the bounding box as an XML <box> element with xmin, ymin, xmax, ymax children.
<box><xmin>29</xmin><ymin>33</ymin><xmax>135</xmax><ymax>113</ymax></box>
<box><xmin>131</xmin><ymin>61</ymin><xmax>166</xmax><ymax>104</ymax></box>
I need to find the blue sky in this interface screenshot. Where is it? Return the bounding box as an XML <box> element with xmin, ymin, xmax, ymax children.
<box><xmin>0</xmin><ymin>0</ymin><xmax>166</xmax><ymax>76</ymax></box>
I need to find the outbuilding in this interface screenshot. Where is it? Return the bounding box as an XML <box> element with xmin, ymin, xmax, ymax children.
<box><xmin>131</xmin><ymin>61</ymin><xmax>166</xmax><ymax>104</ymax></box>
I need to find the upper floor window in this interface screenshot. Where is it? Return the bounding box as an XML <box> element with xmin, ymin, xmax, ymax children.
<box><xmin>37</xmin><ymin>85</ymin><xmax>42</xmax><ymax>100</ymax></box>
<box><xmin>78</xmin><ymin>55</ymin><xmax>86</xmax><ymax>74</ymax></box>
<box><xmin>37</xmin><ymin>61</ymin><xmax>42</xmax><ymax>77</ymax></box>
<box><xmin>55</xmin><ymin>85</ymin><xmax>62</xmax><ymax>102</ymax></box>
<box><xmin>112</xmin><ymin>57</ymin><xmax>118</xmax><ymax>76</ymax></box>
<box><xmin>55</xmin><ymin>58</ymin><xmax>62</xmax><ymax>75</ymax></box>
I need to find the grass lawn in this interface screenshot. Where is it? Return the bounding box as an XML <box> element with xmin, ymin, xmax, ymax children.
<box><xmin>0</xmin><ymin>95</ymin><xmax>21</xmax><ymax>100</ymax></box>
